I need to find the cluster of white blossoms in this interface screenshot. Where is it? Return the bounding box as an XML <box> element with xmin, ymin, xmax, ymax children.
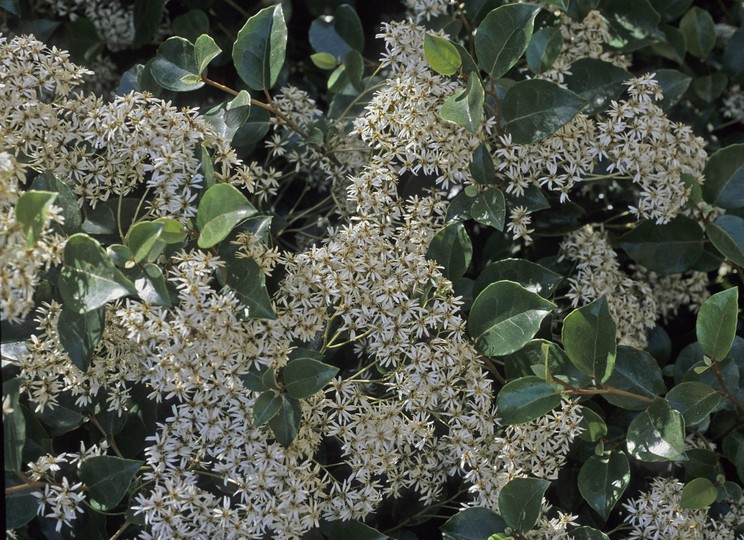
<box><xmin>403</xmin><ymin>0</ymin><xmax>453</xmax><ymax>22</ymax></box>
<box><xmin>631</xmin><ymin>265</ymin><xmax>710</xmax><ymax>322</ymax></box>
<box><xmin>723</xmin><ymin>84</ymin><xmax>744</xmax><ymax>122</ymax></box>
<box><xmin>623</xmin><ymin>477</ymin><xmax>744</xmax><ymax>539</ymax></box>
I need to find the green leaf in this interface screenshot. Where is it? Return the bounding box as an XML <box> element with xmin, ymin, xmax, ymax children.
<box><xmin>702</xmin><ymin>144</ymin><xmax>744</xmax><ymax>209</ymax></box>
<box><xmin>233</xmin><ymin>4</ymin><xmax>287</xmax><ymax>91</ymax></box>
<box><xmin>125</xmin><ymin>263</ymin><xmax>172</xmax><ymax>307</ymax></box>
<box><xmin>3</xmin><ymin>378</ymin><xmax>25</xmax><ymax>473</ymax></box>
<box><xmin>107</xmin><ymin>244</ymin><xmax>134</xmax><ymax>268</ymax></box>
<box><xmin>441</xmin><ymin>73</ymin><xmax>485</xmax><ymax>133</ymax></box>
<box><xmin>578</xmin><ymin>406</ymin><xmax>608</xmax><ymax>442</ymax></box>
<box><xmin>602</xmin><ymin>346</ymin><xmax>665</xmax><ymax>410</ymax></box>
<box><xmin>151</xmin><ymin>37</ymin><xmax>204</xmax><ymax>92</ymax></box>
<box><xmin>497</xmin><ymin>376</ymin><xmax>562</xmax><ymax>424</ymax></box>
<box><xmin>563</xmin><ymin>58</ymin><xmax>632</xmax><ymax>115</ymax></box>
<box><xmin>343</xmin><ymin>49</ymin><xmax>364</xmax><ymax>88</ymax></box>
<box><xmin>15</xmin><ymin>190</ymin><xmax>57</xmax><ymax>246</ymax></box>
<box><xmin>308</xmin><ymin>4</ymin><xmax>364</xmax><ymax>59</ymax></box>
<box><xmin>324</xmin><ymin>520</ymin><xmax>388</xmax><ymax>540</ymax></box>
<box><xmin>469</xmin><ymin>281</ymin><xmax>556</xmax><ymax>356</ymax></box>
<box><xmin>64</xmin><ymin>17</ymin><xmax>103</xmax><ymax>61</ymax></box>
<box><xmin>30</xmin><ymin>171</ymin><xmax>82</xmax><ymax>235</ymax></box>
<box><xmin>499</xmin><ymin>477</ymin><xmax>550</xmax><ymax>532</ymax></box>
<box><xmin>707</xmin><ymin>215</ymin><xmax>744</xmax><ymax>267</ymax></box>
<box><xmin>572</xmin><ymin>527</ymin><xmax>610</xmax><ymax>540</ymax></box>
<box><xmin>57</xmin><ymin>306</ymin><xmax>105</xmax><ymax>372</ymax></box>
<box><xmin>194</xmin><ymin>34</ymin><xmax>222</xmax><ymax>75</ymax></box>
<box><xmin>0</xmin><ymin>0</ymin><xmax>19</xmax><ymax>15</ymax></box>
<box><xmin>626</xmin><ymin>398</ymin><xmax>687</xmax><ymax>462</ymax></box>
<box><xmin>424</xmin><ymin>33</ymin><xmax>462</xmax><ymax>75</ymax></box>
<box><xmin>59</xmin><ymin>233</ymin><xmax>137</xmax><ymax>314</ymax></box>
<box><xmin>240</xmin><ymin>366</ymin><xmax>271</xmax><ymax>392</ymax></box>
<box><xmin>82</xmin><ymin>204</ymin><xmax>116</xmax><ymax>235</ymax></box>
<box><xmin>648</xmin><ymin>0</ymin><xmax>693</xmax><ymax>23</ymax></box>
<box><xmin>724</xmin><ymin>27</ymin><xmax>744</xmax><ymax>83</ymax></box>
<box><xmin>696</xmin><ymin>288</ymin><xmax>738</xmax><ymax>361</ymax></box>
<box><xmin>667</xmin><ymin>382</ymin><xmax>721</xmax><ymax>427</ymax></box>
<box><xmin>651</xmin><ymin>25</ymin><xmax>688</xmax><ymax>65</ymax></box>
<box><xmin>502</xmin><ymin>79</ymin><xmax>586</xmax><ymax>144</ymax></box>
<box><xmin>5</xmin><ymin>472</ymin><xmax>39</xmax><ymax>530</ymax></box>
<box><xmin>717</xmin><ymin>481</ymin><xmax>742</xmax><ymax>502</ymax></box>
<box><xmin>562</xmin><ymin>296</ymin><xmax>617</xmax><ymax>383</ymax></box>
<box><xmin>473</xmin><ymin>259</ymin><xmax>562</xmax><ymax>300</ymax></box>
<box><xmin>253</xmin><ymin>391</ymin><xmax>283</xmax><ymax>425</ymax></box>
<box><xmin>441</xmin><ymin>507</ymin><xmax>507</xmax><ymax>540</ymax></box>
<box><xmin>470</xmin><ymin>142</ymin><xmax>496</xmax><ymax>185</ymax></box>
<box><xmin>153</xmin><ymin>217</ymin><xmax>186</xmax><ymax>244</ymax></box>
<box><xmin>578</xmin><ymin>452</ymin><xmax>630</xmax><ymax>520</ymax></box>
<box><xmin>311</xmin><ymin>52</ymin><xmax>337</xmax><ymax>70</ymax></box>
<box><xmin>172</xmin><ymin>9</ymin><xmax>210</xmax><ymax>43</ymax></box>
<box><xmin>654</xmin><ymin>69</ymin><xmax>693</xmax><ymax>111</ymax></box>
<box><xmin>196</xmin><ymin>184</ymin><xmax>257</xmax><ymax>248</ymax></box>
<box><xmin>471</xmin><ymin>188</ymin><xmax>506</xmax><ymax>231</ymax></box>
<box><xmin>679</xmin><ymin>6</ymin><xmax>715</xmax><ymax>58</ymax></box>
<box><xmin>226</xmin><ymin>258</ymin><xmax>275</xmax><ymax>320</ymax></box>
<box><xmin>427</xmin><ymin>222</ymin><xmax>473</xmax><ymax>281</ymax></box>
<box><xmin>78</xmin><ymin>456</ymin><xmax>143</xmax><ymax>510</ymax></box>
<box><xmin>268</xmin><ymin>395</ymin><xmax>302</xmax><ymax>447</ymax></box>
<box><xmin>284</xmin><ymin>358</ymin><xmax>339</xmax><ymax>399</ymax></box>
<box><xmin>680</xmin><ymin>477</ymin><xmax>718</xmax><ymax>509</ymax></box>
<box><xmin>474</xmin><ymin>4</ymin><xmax>541</xmax><ymax>79</ymax></box>
<box><xmin>692</xmin><ymin>72</ymin><xmax>728</xmax><ymax>103</ymax></box>
<box><xmin>602</xmin><ymin>0</ymin><xmax>662</xmax><ymax>51</ymax></box>
<box><xmin>203</xmin><ymin>90</ymin><xmax>253</xmax><ymax>143</ymax></box>
<box><xmin>618</xmin><ymin>215</ymin><xmax>704</xmax><ymax>274</ymax></box>
<box><xmin>526</xmin><ymin>25</ymin><xmax>563</xmax><ymax>74</ymax></box>
<box><xmin>125</xmin><ymin>221</ymin><xmax>164</xmax><ymax>263</ymax></box>
<box><xmin>133</xmin><ymin>0</ymin><xmax>166</xmax><ymax>46</ymax></box>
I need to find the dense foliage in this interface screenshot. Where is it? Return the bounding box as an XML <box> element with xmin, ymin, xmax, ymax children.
<box><xmin>2</xmin><ymin>0</ymin><xmax>744</xmax><ymax>539</ymax></box>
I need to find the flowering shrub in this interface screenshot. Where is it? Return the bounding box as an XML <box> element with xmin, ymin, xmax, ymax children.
<box><xmin>3</xmin><ymin>1</ymin><xmax>744</xmax><ymax>539</ymax></box>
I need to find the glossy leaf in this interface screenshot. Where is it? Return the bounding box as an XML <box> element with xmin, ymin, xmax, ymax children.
<box><xmin>153</xmin><ymin>217</ymin><xmax>186</xmax><ymax>244</ymax></box>
<box><xmin>440</xmin><ymin>73</ymin><xmax>484</xmax><ymax>133</ymax></box>
<box><xmin>651</xmin><ymin>25</ymin><xmax>687</xmax><ymax>64</ymax></box>
<box><xmin>3</xmin><ymin>378</ymin><xmax>25</xmax><ymax>473</ymax></box>
<box><xmin>572</xmin><ymin>527</ymin><xmax>610</xmax><ymax>540</ymax></box>
<box><xmin>82</xmin><ymin>204</ymin><xmax>116</xmax><ymax>235</ymax></box>
<box><xmin>172</xmin><ymin>9</ymin><xmax>209</xmax><ymax>43</ymax></box>
<box><xmin>470</xmin><ymin>142</ymin><xmax>496</xmax><ymax>185</ymax></box>
<box><xmin>626</xmin><ymin>398</ymin><xmax>687</xmax><ymax>462</ymax></box>
<box><xmin>564</xmin><ymin>59</ymin><xmax>632</xmax><ymax>115</ymax></box>
<box><xmin>707</xmin><ymin>215</ymin><xmax>744</xmax><ymax>267</ymax></box>
<box><xmin>226</xmin><ymin>258</ymin><xmax>276</xmax><ymax>320</ymax></box>
<box><xmin>497</xmin><ymin>376</ymin><xmax>562</xmax><ymax>424</ymax></box>
<box><xmin>30</xmin><ymin>171</ymin><xmax>82</xmax><ymax>235</ymax></box>
<box><xmin>58</xmin><ymin>233</ymin><xmax>137</xmax><ymax>314</ymax></box>
<box><xmin>151</xmin><ymin>37</ymin><xmax>203</xmax><ymax>92</ymax></box>
<box><xmin>470</xmin><ymin>281</ymin><xmax>556</xmax><ymax>356</ymax></box>
<box><xmin>133</xmin><ymin>0</ymin><xmax>166</xmax><ymax>46</ymax></box>
<box><xmin>692</xmin><ymin>72</ymin><xmax>728</xmax><ymax>103</ymax></box>
<box><xmin>78</xmin><ymin>456</ymin><xmax>143</xmax><ymax>510</ymax></box>
<box><xmin>308</xmin><ymin>4</ymin><xmax>363</xmax><ymax>59</ymax></box>
<box><xmin>702</xmin><ymin>144</ymin><xmax>744</xmax><ymax>209</ymax></box>
<box><xmin>268</xmin><ymin>395</ymin><xmax>302</xmax><ymax>447</ymax></box>
<box><xmin>618</xmin><ymin>215</ymin><xmax>704</xmax><ymax>274</ymax></box>
<box><xmin>506</xmin><ymin>339</ymin><xmax>591</xmax><ymax>388</ymax></box>
<box><xmin>502</xmin><ymin>79</ymin><xmax>585</xmax><ymax>144</ymax></box>
<box><xmin>324</xmin><ymin>520</ymin><xmax>388</xmax><ymax>540</ymax></box>
<box><xmin>233</xmin><ymin>4</ymin><xmax>287</xmax><ymax>91</ymax></box>
<box><xmin>15</xmin><ymin>190</ymin><xmax>57</xmax><ymax>246</ymax></box>
<box><xmin>603</xmin><ymin>0</ymin><xmax>662</xmax><ymax>51</ymax></box>
<box><xmin>578</xmin><ymin>407</ymin><xmax>608</xmax><ymax>442</ymax></box>
<box><xmin>578</xmin><ymin>452</ymin><xmax>630</xmax><ymax>520</ymax></box>
<box><xmin>57</xmin><ymin>306</ymin><xmax>105</xmax><ymax>372</ymax></box>
<box><xmin>424</xmin><ymin>33</ymin><xmax>462</xmax><ymax>75</ymax></box>
<box><xmin>253</xmin><ymin>391</ymin><xmax>283</xmax><ymax>425</ymax></box>
<box><xmin>602</xmin><ymin>346</ymin><xmax>665</xmax><ymax>410</ymax></box>
<box><xmin>471</xmin><ymin>187</ymin><xmax>506</xmax><ymax>231</ymax></box>
<box><xmin>724</xmin><ymin>27</ymin><xmax>744</xmax><ymax>83</ymax></box>
<box><xmin>473</xmin><ymin>259</ymin><xmax>562</xmax><ymax>300</ymax></box>
<box><xmin>526</xmin><ymin>25</ymin><xmax>562</xmax><ymax>74</ymax></box>
<box><xmin>680</xmin><ymin>478</ymin><xmax>718</xmax><ymax>509</ymax></box>
<box><xmin>126</xmin><ymin>221</ymin><xmax>164</xmax><ymax>263</ymax></box>
<box><xmin>427</xmin><ymin>222</ymin><xmax>473</xmax><ymax>281</ymax></box>
<box><xmin>311</xmin><ymin>52</ymin><xmax>337</xmax><ymax>70</ymax></box>
<box><xmin>194</xmin><ymin>34</ymin><xmax>221</xmax><ymax>75</ymax></box>
<box><xmin>474</xmin><ymin>4</ymin><xmax>541</xmax><ymax>79</ymax></box>
<box><xmin>562</xmin><ymin>296</ymin><xmax>617</xmax><ymax>383</ymax></box>
<box><xmin>203</xmin><ymin>90</ymin><xmax>253</xmax><ymax>142</ymax></box>
<box><xmin>499</xmin><ymin>477</ymin><xmax>550</xmax><ymax>532</ymax></box>
<box><xmin>648</xmin><ymin>0</ymin><xmax>693</xmax><ymax>22</ymax></box>
<box><xmin>696</xmin><ymin>288</ymin><xmax>738</xmax><ymax>361</ymax></box>
<box><xmin>196</xmin><ymin>183</ymin><xmax>257</xmax><ymax>248</ymax></box>
<box><xmin>440</xmin><ymin>507</ymin><xmax>507</xmax><ymax>540</ymax></box>
<box><xmin>654</xmin><ymin>69</ymin><xmax>693</xmax><ymax>111</ymax></box>
<box><xmin>126</xmin><ymin>263</ymin><xmax>172</xmax><ymax>307</ymax></box>
<box><xmin>284</xmin><ymin>357</ymin><xmax>339</xmax><ymax>399</ymax></box>
<box><xmin>667</xmin><ymin>382</ymin><xmax>721</xmax><ymax>426</ymax></box>
<box><xmin>680</xmin><ymin>6</ymin><xmax>715</xmax><ymax>58</ymax></box>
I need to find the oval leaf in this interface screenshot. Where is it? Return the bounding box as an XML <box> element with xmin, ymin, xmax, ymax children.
<box><xmin>578</xmin><ymin>452</ymin><xmax>630</xmax><ymax>520</ymax></box>
<box><xmin>626</xmin><ymin>397</ymin><xmax>687</xmax><ymax>462</ymax></box>
<box><xmin>474</xmin><ymin>258</ymin><xmax>562</xmax><ymax>300</ymax></box>
<box><xmin>562</xmin><ymin>296</ymin><xmax>617</xmax><ymax>383</ymax></box>
<box><xmin>194</xmin><ymin>33</ymin><xmax>221</xmax><ymax>75</ymax></box>
<box><xmin>497</xmin><ymin>376</ymin><xmax>562</xmax><ymax>425</ymax></box>
<box><xmin>284</xmin><ymin>358</ymin><xmax>339</xmax><ymax>399</ymax></box>
<box><xmin>666</xmin><ymin>382</ymin><xmax>722</xmax><ymax>426</ymax></box>
<box><xmin>226</xmin><ymin>258</ymin><xmax>276</xmax><ymax>320</ymax></box>
<box><xmin>126</xmin><ymin>221</ymin><xmax>164</xmax><ymax>263</ymax></box>
<box><xmin>253</xmin><ymin>391</ymin><xmax>282</xmax><ymax>425</ymax></box>
<box><xmin>564</xmin><ymin>58</ymin><xmax>631</xmax><ymax>115</ymax></box>
<box><xmin>233</xmin><ymin>4</ymin><xmax>287</xmax><ymax>91</ymax></box>
<box><xmin>441</xmin><ymin>507</ymin><xmax>507</xmax><ymax>540</ymax></box>
<box><xmin>196</xmin><ymin>183</ymin><xmax>257</xmax><ymax>248</ymax></box>
<box><xmin>268</xmin><ymin>395</ymin><xmax>302</xmax><ymax>447</ymax></box>
<box><xmin>707</xmin><ymin>215</ymin><xmax>744</xmax><ymax>267</ymax></box>
<box><xmin>680</xmin><ymin>477</ymin><xmax>718</xmax><ymax>509</ymax></box>
<box><xmin>441</xmin><ymin>73</ymin><xmax>484</xmax><ymax>133</ymax></box>
<box><xmin>427</xmin><ymin>222</ymin><xmax>473</xmax><ymax>281</ymax></box>
<box><xmin>498</xmin><ymin>477</ymin><xmax>550</xmax><ymax>533</ymax></box>
<box><xmin>602</xmin><ymin>346</ymin><xmax>665</xmax><ymax>410</ymax></box>
<box><xmin>618</xmin><ymin>215</ymin><xmax>704</xmax><ymax>274</ymax></box>
<box><xmin>703</xmin><ymin>144</ymin><xmax>744</xmax><ymax>210</ymax></box>
<box><xmin>474</xmin><ymin>4</ymin><xmax>541</xmax><ymax>79</ymax></box>
<box><xmin>471</xmin><ymin>187</ymin><xmax>506</xmax><ymax>231</ymax></box>
<box><xmin>679</xmin><ymin>6</ymin><xmax>715</xmax><ymax>58</ymax></box>
<box><xmin>57</xmin><ymin>306</ymin><xmax>105</xmax><ymax>372</ymax></box>
<box><xmin>151</xmin><ymin>36</ymin><xmax>203</xmax><ymax>92</ymax></box>
<box><xmin>78</xmin><ymin>456</ymin><xmax>143</xmax><ymax>510</ymax></box>
<box><xmin>15</xmin><ymin>190</ymin><xmax>57</xmax><ymax>246</ymax></box>
<box><xmin>526</xmin><ymin>25</ymin><xmax>563</xmax><ymax>74</ymax></box>
<box><xmin>424</xmin><ymin>33</ymin><xmax>462</xmax><ymax>75</ymax></box>
<box><xmin>696</xmin><ymin>287</ymin><xmax>738</xmax><ymax>361</ymax></box>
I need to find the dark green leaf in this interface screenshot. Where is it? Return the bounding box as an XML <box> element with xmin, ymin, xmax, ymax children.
<box><xmin>572</xmin><ymin>527</ymin><xmax>610</xmax><ymax>540</ymax></box>
<box><xmin>424</xmin><ymin>33</ymin><xmax>462</xmax><ymax>75</ymax></box>
<box><xmin>226</xmin><ymin>258</ymin><xmax>275</xmax><ymax>320</ymax></box>
<box><xmin>667</xmin><ymin>382</ymin><xmax>721</xmax><ymax>427</ymax></box>
<box><xmin>533</xmin><ymin>201</ymin><xmax>586</xmax><ymax>237</ymax></box>
<box><xmin>343</xmin><ymin>49</ymin><xmax>364</xmax><ymax>88</ymax></box>
<box><xmin>470</xmin><ymin>142</ymin><xmax>496</xmax><ymax>185</ymax></box>
<box><xmin>602</xmin><ymin>346</ymin><xmax>665</xmax><ymax>410</ymax></box>
<box><xmin>441</xmin><ymin>73</ymin><xmax>484</xmax><ymax>133</ymax></box>
<box><xmin>471</xmin><ymin>187</ymin><xmax>506</xmax><ymax>230</ymax></box>
<box><xmin>696</xmin><ymin>288</ymin><xmax>738</xmax><ymax>361</ymax></box>
<box><xmin>30</xmin><ymin>171</ymin><xmax>82</xmax><ymax>235</ymax></box>
<box><xmin>196</xmin><ymin>184</ymin><xmax>257</xmax><ymax>248</ymax></box>
<box><xmin>702</xmin><ymin>144</ymin><xmax>744</xmax><ymax>209</ymax></box>
<box><xmin>505</xmin><ymin>339</ymin><xmax>591</xmax><ymax>388</ymax></box>
<box><xmin>57</xmin><ymin>306</ymin><xmax>105</xmax><ymax>372</ymax></box>
<box><xmin>473</xmin><ymin>258</ymin><xmax>562</xmax><ymax>300</ymax></box>
<box><xmin>474</xmin><ymin>4</ymin><xmax>541</xmax><ymax>79</ymax></box>
<box><xmin>499</xmin><ymin>477</ymin><xmax>550</xmax><ymax>532</ymax></box>
<box><xmin>0</xmin><ymin>0</ymin><xmax>19</xmax><ymax>15</ymax></box>
<box><xmin>724</xmin><ymin>27</ymin><xmax>744</xmax><ymax>83</ymax></box>
<box><xmin>654</xmin><ymin>69</ymin><xmax>692</xmax><ymax>111</ymax></box>
<box><xmin>441</xmin><ymin>507</ymin><xmax>507</xmax><ymax>540</ymax></box>
<box><xmin>253</xmin><ymin>391</ymin><xmax>283</xmax><ymax>425</ymax></box>
<box><xmin>717</xmin><ymin>481</ymin><xmax>742</xmax><ymax>502</ymax></box>
<box><xmin>679</xmin><ymin>6</ymin><xmax>715</xmax><ymax>58</ymax></box>
<box><xmin>173</xmin><ymin>9</ymin><xmax>210</xmax><ymax>43</ymax></box>
<box><xmin>618</xmin><ymin>215</ymin><xmax>704</xmax><ymax>274</ymax></box>
<box><xmin>325</xmin><ymin>519</ymin><xmax>388</xmax><ymax>540</ymax></box>
<box><xmin>562</xmin><ymin>296</ymin><xmax>617</xmax><ymax>383</ymax></box>
<box><xmin>194</xmin><ymin>33</ymin><xmax>221</xmax><ymax>75</ymax></box>
<box><xmin>125</xmin><ymin>263</ymin><xmax>172</xmax><ymax>307</ymax></box>
<box><xmin>503</xmin><ymin>79</ymin><xmax>585</xmax><ymax>144</ymax></box>
<box><xmin>3</xmin><ymin>378</ymin><xmax>25</xmax><ymax>473</ymax></box>
<box><xmin>5</xmin><ymin>472</ymin><xmax>39</xmax><ymax>529</ymax></box>
<box><xmin>107</xmin><ymin>244</ymin><xmax>134</xmax><ymax>268</ymax></box>
<box><xmin>268</xmin><ymin>395</ymin><xmax>302</xmax><ymax>447</ymax></box>
<box><xmin>58</xmin><ymin>233</ymin><xmax>137</xmax><ymax>314</ymax></box>
<box><xmin>504</xmin><ymin>183</ymin><xmax>550</xmax><ymax>212</ymax></box>
<box><xmin>82</xmin><ymin>204</ymin><xmax>116</xmax><ymax>235</ymax></box>
<box><xmin>680</xmin><ymin>477</ymin><xmax>718</xmax><ymax>509</ymax></box>
<box><xmin>692</xmin><ymin>72</ymin><xmax>728</xmax><ymax>103</ymax></box>
<box><xmin>126</xmin><ymin>221</ymin><xmax>164</xmax><ymax>263</ymax></box>
<box><xmin>651</xmin><ymin>25</ymin><xmax>687</xmax><ymax>64</ymax></box>
<box><xmin>626</xmin><ymin>398</ymin><xmax>687</xmax><ymax>462</ymax></box>
<box><xmin>497</xmin><ymin>376</ymin><xmax>562</xmax><ymax>424</ymax></box>
<box><xmin>602</xmin><ymin>0</ymin><xmax>662</xmax><ymax>51</ymax></box>
<box><xmin>233</xmin><ymin>4</ymin><xmax>287</xmax><ymax>91</ymax></box>
<box><xmin>707</xmin><ymin>215</ymin><xmax>744</xmax><ymax>267</ymax></box>
<box><xmin>203</xmin><ymin>90</ymin><xmax>252</xmax><ymax>143</ymax></box>
<box><xmin>526</xmin><ymin>26</ymin><xmax>563</xmax><ymax>74</ymax></box>
<box><xmin>563</xmin><ymin>58</ymin><xmax>631</xmax><ymax>115</ymax></box>
<box><xmin>133</xmin><ymin>0</ymin><xmax>166</xmax><ymax>46</ymax></box>
<box><xmin>470</xmin><ymin>281</ymin><xmax>555</xmax><ymax>356</ymax></box>
<box><xmin>578</xmin><ymin>451</ymin><xmax>630</xmax><ymax>520</ymax></box>
<box><xmin>65</xmin><ymin>18</ymin><xmax>103</xmax><ymax>62</ymax></box>
<box><xmin>284</xmin><ymin>358</ymin><xmax>339</xmax><ymax>399</ymax></box>
<box><xmin>578</xmin><ymin>406</ymin><xmax>608</xmax><ymax>442</ymax></box>
<box><xmin>78</xmin><ymin>456</ymin><xmax>143</xmax><ymax>510</ymax></box>
<box><xmin>151</xmin><ymin>37</ymin><xmax>203</xmax><ymax>92</ymax></box>
<box><xmin>648</xmin><ymin>0</ymin><xmax>693</xmax><ymax>23</ymax></box>
<box><xmin>15</xmin><ymin>190</ymin><xmax>57</xmax><ymax>246</ymax></box>
<box><xmin>427</xmin><ymin>222</ymin><xmax>473</xmax><ymax>281</ymax></box>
